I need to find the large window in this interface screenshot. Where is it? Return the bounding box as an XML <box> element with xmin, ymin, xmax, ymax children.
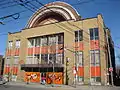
<box><xmin>48</xmin><ymin>36</ymin><xmax>58</xmax><ymax>45</ymax></box>
<box><xmin>56</xmin><ymin>54</ymin><xmax>63</xmax><ymax>64</ymax></box>
<box><xmin>28</xmin><ymin>39</ymin><xmax>34</xmax><ymax>47</ymax></box>
<box><xmin>8</xmin><ymin>41</ymin><xmax>13</xmax><ymax>49</ymax></box>
<box><xmin>13</xmin><ymin>56</ymin><xmax>19</xmax><ymax>65</ymax></box>
<box><xmin>49</xmin><ymin>54</ymin><xmax>56</xmax><ymax>64</ymax></box>
<box><xmin>15</xmin><ymin>40</ymin><xmax>20</xmax><ymax>48</ymax></box>
<box><xmin>5</xmin><ymin>57</ymin><xmax>10</xmax><ymax>64</ymax></box>
<box><xmin>26</xmin><ymin>56</ymin><xmax>33</xmax><ymax>64</ymax></box>
<box><xmin>75</xmin><ymin>30</ymin><xmax>83</xmax><ymax>42</ymax></box>
<box><xmin>41</xmin><ymin>54</ymin><xmax>48</xmax><ymax>64</ymax></box>
<box><xmin>41</xmin><ymin>37</ymin><xmax>47</xmax><ymax>46</ymax></box>
<box><xmin>35</xmin><ymin>38</ymin><xmax>40</xmax><ymax>47</ymax></box>
<box><xmin>76</xmin><ymin>51</ymin><xmax>83</xmax><ymax>66</ymax></box>
<box><xmin>89</xmin><ymin>28</ymin><xmax>99</xmax><ymax>40</ymax></box>
<box><xmin>58</xmin><ymin>34</ymin><xmax>64</xmax><ymax>44</ymax></box>
<box><xmin>90</xmin><ymin>50</ymin><xmax>100</xmax><ymax>66</ymax></box>
<box><xmin>90</xmin><ymin>50</ymin><xmax>101</xmax><ymax>83</ymax></box>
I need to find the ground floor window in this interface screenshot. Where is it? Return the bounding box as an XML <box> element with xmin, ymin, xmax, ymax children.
<box><xmin>91</xmin><ymin>77</ymin><xmax>101</xmax><ymax>82</ymax></box>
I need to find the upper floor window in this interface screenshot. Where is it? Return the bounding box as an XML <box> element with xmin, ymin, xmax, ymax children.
<box><xmin>90</xmin><ymin>50</ymin><xmax>100</xmax><ymax>66</ymax></box>
<box><xmin>35</xmin><ymin>38</ymin><xmax>40</xmax><ymax>47</ymax></box>
<box><xmin>15</xmin><ymin>40</ymin><xmax>20</xmax><ymax>48</ymax></box>
<box><xmin>13</xmin><ymin>56</ymin><xmax>19</xmax><ymax>65</ymax></box>
<box><xmin>48</xmin><ymin>36</ymin><xmax>57</xmax><ymax>45</ymax></box>
<box><xmin>58</xmin><ymin>34</ymin><xmax>64</xmax><ymax>44</ymax></box>
<box><xmin>28</xmin><ymin>39</ymin><xmax>34</xmax><ymax>48</ymax></box>
<box><xmin>41</xmin><ymin>37</ymin><xmax>48</xmax><ymax>46</ymax></box>
<box><xmin>89</xmin><ymin>28</ymin><xmax>99</xmax><ymax>40</ymax></box>
<box><xmin>8</xmin><ymin>41</ymin><xmax>13</xmax><ymax>49</ymax></box>
<box><xmin>75</xmin><ymin>30</ymin><xmax>83</xmax><ymax>42</ymax></box>
<box><xmin>75</xmin><ymin>51</ymin><xmax>83</xmax><ymax>66</ymax></box>
<box><xmin>5</xmin><ymin>57</ymin><xmax>10</xmax><ymax>64</ymax></box>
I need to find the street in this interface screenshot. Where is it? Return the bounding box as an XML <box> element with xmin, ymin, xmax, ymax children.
<box><xmin>0</xmin><ymin>84</ymin><xmax>120</xmax><ymax>90</ymax></box>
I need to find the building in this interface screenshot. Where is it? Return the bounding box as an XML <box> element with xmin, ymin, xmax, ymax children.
<box><xmin>4</xmin><ymin>1</ymin><xmax>116</xmax><ymax>85</ymax></box>
<box><xmin>0</xmin><ymin>55</ymin><xmax>4</xmax><ymax>76</ymax></box>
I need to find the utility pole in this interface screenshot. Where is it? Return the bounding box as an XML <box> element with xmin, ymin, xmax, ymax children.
<box><xmin>61</xmin><ymin>47</ymin><xmax>77</xmax><ymax>87</ymax></box>
<box><xmin>105</xmin><ymin>29</ymin><xmax>114</xmax><ymax>86</ymax></box>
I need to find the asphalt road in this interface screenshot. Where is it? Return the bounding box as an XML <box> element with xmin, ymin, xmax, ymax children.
<box><xmin>0</xmin><ymin>84</ymin><xmax>120</xmax><ymax>90</ymax></box>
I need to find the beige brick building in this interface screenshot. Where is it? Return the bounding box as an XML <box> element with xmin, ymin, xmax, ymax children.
<box><xmin>4</xmin><ymin>1</ymin><xmax>116</xmax><ymax>85</ymax></box>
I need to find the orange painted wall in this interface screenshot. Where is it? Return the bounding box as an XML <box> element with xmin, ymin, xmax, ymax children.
<box><xmin>28</xmin><ymin>48</ymin><xmax>33</xmax><ymax>55</ymax></box>
<box><xmin>4</xmin><ymin>66</ymin><xmax>10</xmax><ymax>74</ymax></box>
<box><xmin>14</xmin><ymin>49</ymin><xmax>20</xmax><ymax>56</ymax></box>
<box><xmin>27</xmin><ymin>44</ymin><xmax>64</xmax><ymax>55</ymax></box>
<box><xmin>75</xmin><ymin>42</ymin><xmax>84</xmax><ymax>51</ymax></box>
<box><xmin>41</xmin><ymin>46</ymin><xmax>48</xmax><ymax>54</ymax></box>
<box><xmin>34</xmin><ymin>47</ymin><xmax>40</xmax><ymax>54</ymax></box>
<box><xmin>90</xmin><ymin>40</ymin><xmax>99</xmax><ymax>50</ymax></box>
<box><xmin>12</xmin><ymin>67</ymin><xmax>18</xmax><ymax>75</ymax></box>
<box><xmin>46</xmin><ymin>72</ymin><xmax>63</xmax><ymax>84</ymax></box>
<box><xmin>77</xmin><ymin>67</ymin><xmax>84</xmax><ymax>77</ymax></box>
<box><xmin>91</xmin><ymin>66</ymin><xmax>100</xmax><ymax>77</ymax></box>
<box><xmin>6</xmin><ymin>49</ymin><xmax>12</xmax><ymax>56</ymax></box>
<box><xmin>24</xmin><ymin>72</ymin><xmax>40</xmax><ymax>83</ymax></box>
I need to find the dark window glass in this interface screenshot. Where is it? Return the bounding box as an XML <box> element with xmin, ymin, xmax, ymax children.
<box><xmin>90</xmin><ymin>29</ymin><xmax>94</xmax><ymax>40</ymax></box>
<box><xmin>75</xmin><ymin>30</ymin><xmax>83</xmax><ymax>42</ymax></box>
<box><xmin>94</xmin><ymin>28</ymin><xmax>99</xmax><ymax>40</ymax></box>
<box><xmin>75</xmin><ymin>31</ymin><xmax>78</xmax><ymax>42</ymax></box>
<box><xmin>41</xmin><ymin>54</ymin><xmax>48</xmax><ymax>64</ymax></box>
<box><xmin>49</xmin><ymin>54</ymin><xmax>56</xmax><ymax>64</ymax></box>
<box><xmin>89</xmin><ymin>28</ymin><xmax>99</xmax><ymax>40</ymax></box>
<box><xmin>58</xmin><ymin>35</ymin><xmax>64</xmax><ymax>44</ymax></box>
<box><xmin>96</xmin><ymin>77</ymin><xmax>101</xmax><ymax>82</ymax></box>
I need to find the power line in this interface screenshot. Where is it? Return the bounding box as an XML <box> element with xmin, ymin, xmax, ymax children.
<box><xmin>0</xmin><ymin>0</ymin><xmax>34</xmax><ymax>10</ymax></box>
<box><xmin>0</xmin><ymin>10</ymin><xmax>27</xmax><ymax>20</ymax></box>
<box><xmin>0</xmin><ymin>1</ymin><xmax>15</xmax><ymax>7</ymax></box>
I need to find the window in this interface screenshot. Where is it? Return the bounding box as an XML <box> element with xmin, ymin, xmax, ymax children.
<box><xmin>49</xmin><ymin>54</ymin><xmax>56</xmax><ymax>64</ymax></box>
<box><xmin>76</xmin><ymin>51</ymin><xmax>83</xmax><ymax>66</ymax></box>
<box><xmin>90</xmin><ymin>50</ymin><xmax>100</xmax><ymax>66</ymax></box>
<box><xmin>26</xmin><ymin>56</ymin><xmax>33</xmax><ymax>64</ymax></box>
<box><xmin>13</xmin><ymin>56</ymin><xmax>19</xmax><ymax>65</ymax></box>
<box><xmin>56</xmin><ymin>54</ymin><xmax>63</xmax><ymax>64</ymax></box>
<box><xmin>58</xmin><ymin>34</ymin><xmax>64</xmax><ymax>44</ymax></box>
<box><xmin>41</xmin><ymin>54</ymin><xmax>48</xmax><ymax>64</ymax></box>
<box><xmin>6</xmin><ymin>57</ymin><xmax>10</xmax><ymax>64</ymax></box>
<box><xmin>15</xmin><ymin>40</ymin><xmax>20</xmax><ymax>48</ymax></box>
<box><xmin>26</xmin><ymin>56</ymin><xmax>38</xmax><ymax>64</ymax></box>
<box><xmin>91</xmin><ymin>77</ymin><xmax>101</xmax><ymax>82</ymax></box>
<box><xmin>8</xmin><ymin>41</ymin><xmax>13</xmax><ymax>49</ymax></box>
<box><xmin>77</xmin><ymin>76</ymin><xmax>84</xmax><ymax>82</ymax></box>
<box><xmin>89</xmin><ymin>28</ymin><xmax>99</xmax><ymax>40</ymax></box>
<box><xmin>75</xmin><ymin>30</ymin><xmax>83</xmax><ymax>42</ymax></box>
<box><xmin>35</xmin><ymin>38</ymin><xmax>40</xmax><ymax>47</ymax></box>
<box><xmin>41</xmin><ymin>37</ymin><xmax>47</xmax><ymax>46</ymax></box>
<box><xmin>48</xmin><ymin>36</ymin><xmax>57</xmax><ymax>45</ymax></box>
<box><xmin>28</xmin><ymin>39</ymin><xmax>34</xmax><ymax>47</ymax></box>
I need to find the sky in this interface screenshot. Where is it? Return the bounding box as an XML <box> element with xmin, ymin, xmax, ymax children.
<box><xmin>0</xmin><ymin>0</ymin><xmax>120</xmax><ymax>65</ymax></box>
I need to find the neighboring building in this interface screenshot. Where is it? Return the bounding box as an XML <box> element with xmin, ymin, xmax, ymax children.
<box><xmin>4</xmin><ymin>1</ymin><xmax>116</xmax><ymax>85</ymax></box>
<box><xmin>0</xmin><ymin>55</ymin><xmax>4</xmax><ymax>76</ymax></box>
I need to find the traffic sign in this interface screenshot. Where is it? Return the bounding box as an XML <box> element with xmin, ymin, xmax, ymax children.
<box><xmin>109</xmin><ymin>67</ymin><xmax>113</xmax><ymax>72</ymax></box>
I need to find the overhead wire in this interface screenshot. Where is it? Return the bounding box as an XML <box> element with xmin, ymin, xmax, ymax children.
<box><xmin>2</xmin><ymin>0</ymin><xmax>118</xmax><ymax>50</ymax></box>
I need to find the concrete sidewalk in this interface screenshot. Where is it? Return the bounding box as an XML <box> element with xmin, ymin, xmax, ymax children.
<box><xmin>7</xmin><ymin>81</ymin><xmax>75</xmax><ymax>89</ymax></box>
<box><xmin>5</xmin><ymin>81</ymin><xmax>120</xmax><ymax>90</ymax></box>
